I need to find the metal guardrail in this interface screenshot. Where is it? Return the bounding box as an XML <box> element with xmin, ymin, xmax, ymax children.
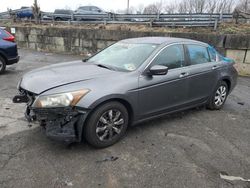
<box><xmin>38</xmin><ymin>12</ymin><xmax>234</xmax><ymax>30</ymax></box>
<box><xmin>0</xmin><ymin>11</ymin><xmax>243</xmax><ymax>30</ymax></box>
<box><xmin>41</xmin><ymin>12</ymin><xmax>233</xmax><ymax>21</ymax></box>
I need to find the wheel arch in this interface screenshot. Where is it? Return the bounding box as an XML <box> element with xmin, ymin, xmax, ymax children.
<box><xmin>86</xmin><ymin>96</ymin><xmax>134</xmax><ymax>126</ymax></box>
<box><xmin>221</xmin><ymin>76</ymin><xmax>231</xmax><ymax>92</ymax></box>
<box><xmin>0</xmin><ymin>51</ymin><xmax>7</xmax><ymax>63</ymax></box>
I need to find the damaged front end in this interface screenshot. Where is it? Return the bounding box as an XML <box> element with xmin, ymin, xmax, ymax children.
<box><xmin>13</xmin><ymin>88</ymin><xmax>88</xmax><ymax>143</ymax></box>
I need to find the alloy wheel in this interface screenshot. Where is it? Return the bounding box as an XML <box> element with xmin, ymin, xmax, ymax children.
<box><xmin>96</xmin><ymin>109</ymin><xmax>125</xmax><ymax>141</ymax></box>
<box><xmin>214</xmin><ymin>85</ymin><xmax>227</xmax><ymax>106</ymax></box>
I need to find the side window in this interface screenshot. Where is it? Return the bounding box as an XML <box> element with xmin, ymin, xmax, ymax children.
<box><xmin>208</xmin><ymin>46</ymin><xmax>217</xmax><ymax>62</ymax></box>
<box><xmin>81</xmin><ymin>7</ymin><xmax>90</xmax><ymax>11</ymax></box>
<box><xmin>91</xmin><ymin>7</ymin><xmax>99</xmax><ymax>12</ymax></box>
<box><xmin>152</xmin><ymin>44</ymin><xmax>185</xmax><ymax>70</ymax></box>
<box><xmin>187</xmin><ymin>44</ymin><xmax>210</xmax><ymax>65</ymax></box>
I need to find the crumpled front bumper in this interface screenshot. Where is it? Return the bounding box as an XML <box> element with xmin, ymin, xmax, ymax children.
<box><xmin>31</xmin><ymin>107</ymin><xmax>88</xmax><ymax>143</ymax></box>
<box><xmin>13</xmin><ymin>93</ymin><xmax>88</xmax><ymax>143</ymax></box>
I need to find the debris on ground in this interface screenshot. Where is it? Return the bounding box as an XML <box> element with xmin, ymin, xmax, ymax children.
<box><xmin>96</xmin><ymin>156</ymin><xmax>119</xmax><ymax>163</ymax></box>
<box><xmin>237</xmin><ymin>102</ymin><xmax>245</xmax><ymax>105</ymax></box>
<box><xmin>64</xmin><ymin>180</ymin><xmax>73</xmax><ymax>187</ymax></box>
<box><xmin>220</xmin><ymin>172</ymin><xmax>250</xmax><ymax>182</ymax></box>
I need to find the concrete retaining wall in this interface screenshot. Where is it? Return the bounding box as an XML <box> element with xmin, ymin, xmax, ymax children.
<box><xmin>10</xmin><ymin>26</ymin><xmax>250</xmax><ymax>76</ymax></box>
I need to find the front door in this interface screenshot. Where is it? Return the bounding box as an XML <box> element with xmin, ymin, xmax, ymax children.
<box><xmin>138</xmin><ymin>44</ymin><xmax>189</xmax><ymax>119</ymax></box>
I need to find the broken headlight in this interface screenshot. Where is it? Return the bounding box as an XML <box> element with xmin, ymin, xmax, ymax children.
<box><xmin>33</xmin><ymin>89</ymin><xmax>90</xmax><ymax>108</ymax></box>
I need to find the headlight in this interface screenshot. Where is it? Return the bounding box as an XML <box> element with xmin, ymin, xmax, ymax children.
<box><xmin>33</xmin><ymin>89</ymin><xmax>90</xmax><ymax>108</ymax></box>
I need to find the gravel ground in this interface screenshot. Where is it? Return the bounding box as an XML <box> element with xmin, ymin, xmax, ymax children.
<box><xmin>0</xmin><ymin>49</ymin><xmax>250</xmax><ymax>188</ymax></box>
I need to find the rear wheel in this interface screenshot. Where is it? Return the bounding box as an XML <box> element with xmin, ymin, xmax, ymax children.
<box><xmin>55</xmin><ymin>17</ymin><xmax>62</xmax><ymax>21</ymax></box>
<box><xmin>84</xmin><ymin>101</ymin><xmax>129</xmax><ymax>148</ymax></box>
<box><xmin>207</xmin><ymin>81</ymin><xmax>228</xmax><ymax>110</ymax></box>
<box><xmin>0</xmin><ymin>56</ymin><xmax>6</xmax><ymax>74</ymax></box>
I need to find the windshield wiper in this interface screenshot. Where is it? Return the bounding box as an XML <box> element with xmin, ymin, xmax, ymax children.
<box><xmin>96</xmin><ymin>64</ymin><xmax>117</xmax><ymax>71</ymax></box>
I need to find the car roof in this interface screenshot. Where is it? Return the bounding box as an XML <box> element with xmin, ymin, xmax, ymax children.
<box><xmin>54</xmin><ymin>9</ymin><xmax>72</xmax><ymax>12</ymax></box>
<box><xmin>120</xmin><ymin>37</ymin><xmax>208</xmax><ymax>46</ymax></box>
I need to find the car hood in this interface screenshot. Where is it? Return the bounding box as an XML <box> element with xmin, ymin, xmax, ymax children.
<box><xmin>20</xmin><ymin>61</ymin><xmax>115</xmax><ymax>94</ymax></box>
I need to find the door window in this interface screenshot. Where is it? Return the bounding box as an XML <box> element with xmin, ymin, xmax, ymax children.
<box><xmin>208</xmin><ymin>46</ymin><xmax>217</xmax><ymax>62</ymax></box>
<box><xmin>187</xmin><ymin>44</ymin><xmax>210</xmax><ymax>65</ymax></box>
<box><xmin>91</xmin><ymin>7</ymin><xmax>101</xmax><ymax>12</ymax></box>
<box><xmin>152</xmin><ymin>44</ymin><xmax>185</xmax><ymax>70</ymax></box>
<box><xmin>79</xmin><ymin>6</ymin><xmax>90</xmax><ymax>11</ymax></box>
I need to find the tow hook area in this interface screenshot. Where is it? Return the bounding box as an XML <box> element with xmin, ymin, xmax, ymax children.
<box><xmin>31</xmin><ymin>107</ymin><xmax>86</xmax><ymax>143</ymax></box>
<box><xmin>46</xmin><ymin>117</ymin><xmax>79</xmax><ymax>143</ymax></box>
<box><xmin>13</xmin><ymin>95</ymin><xmax>29</xmax><ymax>103</ymax></box>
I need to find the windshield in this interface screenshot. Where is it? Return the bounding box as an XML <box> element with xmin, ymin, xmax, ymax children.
<box><xmin>87</xmin><ymin>42</ymin><xmax>158</xmax><ymax>72</ymax></box>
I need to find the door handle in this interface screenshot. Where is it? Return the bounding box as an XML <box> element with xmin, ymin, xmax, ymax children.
<box><xmin>179</xmin><ymin>72</ymin><xmax>189</xmax><ymax>78</ymax></box>
<box><xmin>212</xmin><ymin>65</ymin><xmax>218</xmax><ymax>70</ymax></box>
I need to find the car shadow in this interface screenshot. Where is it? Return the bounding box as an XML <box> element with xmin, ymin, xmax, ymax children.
<box><xmin>129</xmin><ymin>105</ymin><xmax>206</xmax><ymax>130</ymax></box>
<box><xmin>0</xmin><ymin>68</ymin><xmax>21</xmax><ymax>75</ymax></box>
<box><xmin>64</xmin><ymin>105</ymin><xmax>207</xmax><ymax>151</ymax></box>
<box><xmin>0</xmin><ymin>105</ymin><xmax>207</xmax><ymax>154</ymax></box>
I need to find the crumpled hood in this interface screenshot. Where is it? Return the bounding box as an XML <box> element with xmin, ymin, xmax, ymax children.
<box><xmin>20</xmin><ymin>61</ymin><xmax>114</xmax><ymax>94</ymax></box>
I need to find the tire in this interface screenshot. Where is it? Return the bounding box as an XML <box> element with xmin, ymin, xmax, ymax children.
<box><xmin>55</xmin><ymin>17</ymin><xmax>62</xmax><ymax>21</ymax></box>
<box><xmin>84</xmin><ymin>101</ymin><xmax>129</xmax><ymax>148</ymax></box>
<box><xmin>0</xmin><ymin>56</ymin><xmax>6</xmax><ymax>74</ymax></box>
<box><xmin>207</xmin><ymin>81</ymin><xmax>228</xmax><ymax>110</ymax></box>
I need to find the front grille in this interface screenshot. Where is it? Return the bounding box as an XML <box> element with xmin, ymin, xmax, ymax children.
<box><xmin>32</xmin><ymin>107</ymin><xmax>78</xmax><ymax>121</ymax></box>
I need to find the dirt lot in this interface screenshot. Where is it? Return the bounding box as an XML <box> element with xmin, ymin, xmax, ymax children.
<box><xmin>0</xmin><ymin>49</ymin><xmax>250</xmax><ymax>188</ymax></box>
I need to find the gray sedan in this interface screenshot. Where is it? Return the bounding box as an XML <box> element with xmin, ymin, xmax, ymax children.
<box><xmin>13</xmin><ymin>37</ymin><xmax>238</xmax><ymax>148</ymax></box>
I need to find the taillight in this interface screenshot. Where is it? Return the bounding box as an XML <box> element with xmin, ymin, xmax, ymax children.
<box><xmin>3</xmin><ymin>30</ymin><xmax>15</xmax><ymax>42</ymax></box>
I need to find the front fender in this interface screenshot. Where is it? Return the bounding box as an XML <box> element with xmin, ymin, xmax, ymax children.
<box><xmin>87</xmin><ymin>94</ymin><xmax>134</xmax><ymax>109</ymax></box>
<box><xmin>76</xmin><ymin>93</ymin><xmax>137</xmax><ymax>111</ymax></box>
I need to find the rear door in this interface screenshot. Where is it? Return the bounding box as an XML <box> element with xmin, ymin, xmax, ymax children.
<box><xmin>184</xmin><ymin>44</ymin><xmax>220</xmax><ymax>104</ymax></box>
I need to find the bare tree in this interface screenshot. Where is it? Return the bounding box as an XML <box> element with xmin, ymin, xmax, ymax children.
<box><xmin>7</xmin><ymin>8</ymin><xmax>16</xmax><ymax>22</ymax></box>
<box><xmin>143</xmin><ymin>1</ymin><xmax>163</xmax><ymax>14</ymax></box>
<box><xmin>32</xmin><ymin>0</ymin><xmax>40</xmax><ymax>24</ymax></box>
<box><xmin>192</xmin><ymin>0</ymin><xmax>207</xmax><ymax>13</ymax></box>
<box><xmin>176</xmin><ymin>0</ymin><xmax>236</xmax><ymax>13</ymax></box>
<box><xmin>206</xmin><ymin>0</ymin><xmax>217</xmax><ymax>13</ymax></box>
<box><xmin>136</xmin><ymin>4</ymin><xmax>144</xmax><ymax>14</ymax></box>
<box><xmin>236</xmin><ymin>0</ymin><xmax>250</xmax><ymax>13</ymax></box>
<box><xmin>128</xmin><ymin>6</ymin><xmax>136</xmax><ymax>14</ymax></box>
<box><xmin>178</xmin><ymin>1</ymin><xmax>189</xmax><ymax>13</ymax></box>
<box><xmin>216</xmin><ymin>0</ymin><xmax>226</xmax><ymax>13</ymax></box>
<box><xmin>226</xmin><ymin>0</ymin><xmax>236</xmax><ymax>13</ymax></box>
<box><xmin>143</xmin><ymin>4</ymin><xmax>158</xmax><ymax>14</ymax></box>
<box><xmin>164</xmin><ymin>3</ymin><xmax>178</xmax><ymax>14</ymax></box>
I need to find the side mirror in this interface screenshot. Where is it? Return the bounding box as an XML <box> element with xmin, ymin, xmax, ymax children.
<box><xmin>149</xmin><ymin>65</ymin><xmax>168</xmax><ymax>76</ymax></box>
<box><xmin>82</xmin><ymin>58</ymin><xmax>88</xmax><ymax>62</ymax></box>
<box><xmin>82</xmin><ymin>53</ymin><xmax>92</xmax><ymax>62</ymax></box>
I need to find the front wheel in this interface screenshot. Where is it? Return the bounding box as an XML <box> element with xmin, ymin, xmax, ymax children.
<box><xmin>84</xmin><ymin>101</ymin><xmax>129</xmax><ymax>148</ymax></box>
<box><xmin>207</xmin><ymin>81</ymin><xmax>228</xmax><ymax>110</ymax></box>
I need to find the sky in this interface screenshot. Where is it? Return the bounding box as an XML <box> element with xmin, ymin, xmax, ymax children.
<box><xmin>0</xmin><ymin>0</ymin><xmax>172</xmax><ymax>13</ymax></box>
